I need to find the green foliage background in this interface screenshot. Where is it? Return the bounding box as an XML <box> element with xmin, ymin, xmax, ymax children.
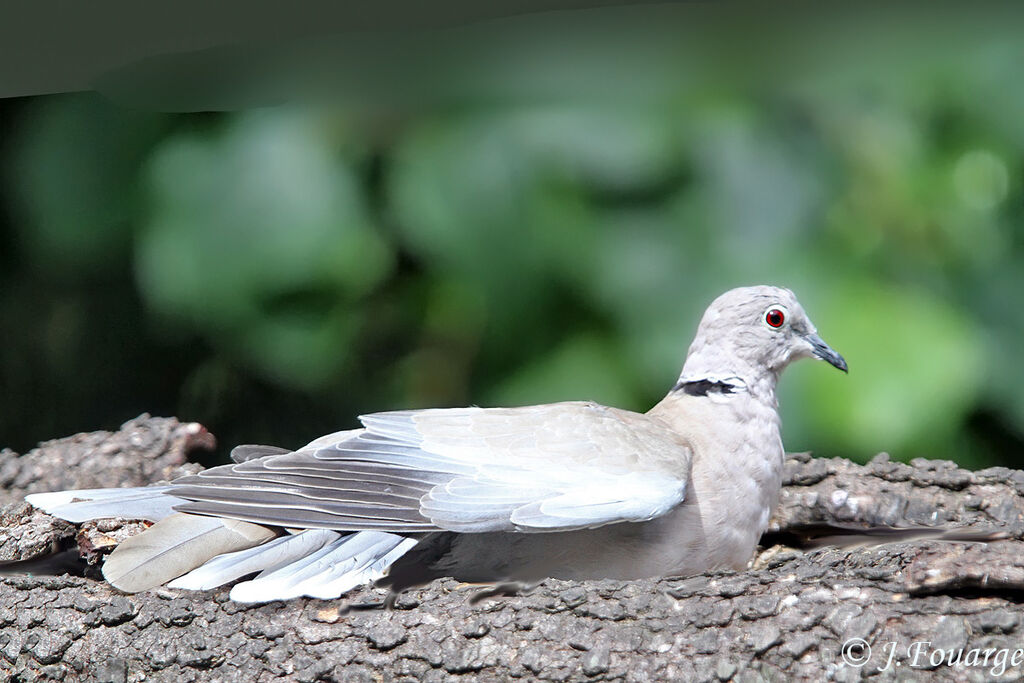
<box><xmin>1</xmin><ymin>8</ymin><xmax>1021</xmax><ymax>468</ymax></box>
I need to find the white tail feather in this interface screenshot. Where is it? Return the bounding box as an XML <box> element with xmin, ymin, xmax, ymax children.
<box><xmin>299</xmin><ymin>537</ymin><xmax>417</xmax><ymax>599</ymax></box>
<box><xmin>229</xmin><ymin>531</ymin><xmax>416</xmax><ymax>603</ymax></box>
<box><xmin>167</xmin><ymin>529</ymin><xmax>341</xmax><ymax>590</ymax></box>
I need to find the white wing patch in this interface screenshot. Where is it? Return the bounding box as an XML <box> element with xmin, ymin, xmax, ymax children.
<box><xmin>507</xmin><ymin>472</ymin><xmax>687</xmax><ymax>529</ymax></box>
<box><xmin>419</xmin><ymin>465</ymin><xmax>686</xmax><ymax>532</ymax></box>
<box><xmin>360</xmin><ymin>404</ymin><xmax>690</xmax><ymax>533</ymax></box>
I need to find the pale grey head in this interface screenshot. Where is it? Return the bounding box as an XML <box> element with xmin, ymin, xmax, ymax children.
<box><xmin>679</xmin><ymin>285</ymin><xmax>847</xmax><ymax>387</ymax></box>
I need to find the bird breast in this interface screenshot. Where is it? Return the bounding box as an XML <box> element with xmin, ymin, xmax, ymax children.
<box><xmin>648</xmin><ymin>391</ymin><xmax>785</xmax><ymax>574</ymax></box>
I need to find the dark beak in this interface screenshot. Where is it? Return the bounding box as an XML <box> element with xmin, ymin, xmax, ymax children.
<box><xmin>805</xmin><ymin>333</ymin><xmax>848</xmax><ymax>373</ymax></box>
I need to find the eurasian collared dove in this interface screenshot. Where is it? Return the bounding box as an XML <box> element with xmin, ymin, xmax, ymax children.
<box><xmin>27</xmin><ymin>285</ymin><xmax>848</xmax><ymax>602</ymax></box>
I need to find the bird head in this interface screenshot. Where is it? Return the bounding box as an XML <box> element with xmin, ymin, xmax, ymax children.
<box><xmin>681</xmin><ymin>286</ymin><xmax>847</xmax><ymax>387</ymax></box>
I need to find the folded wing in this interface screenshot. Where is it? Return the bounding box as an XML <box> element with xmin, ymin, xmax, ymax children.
<box><xmin>170</xmin><ymin>401</ymin><xmax>692</xmax><ymax>533</ymax></box>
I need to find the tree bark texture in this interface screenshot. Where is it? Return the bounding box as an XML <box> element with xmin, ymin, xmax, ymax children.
<box><xmin>1</xmin><ymin>416</ymin><xmax>1023</xmax><ymax>682</ymax></box>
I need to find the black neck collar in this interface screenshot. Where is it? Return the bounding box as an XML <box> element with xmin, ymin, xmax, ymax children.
<box><xmin>671</xmin><ymin>378</ymin><xmax>740</xmax><ymax>397</ymax></box>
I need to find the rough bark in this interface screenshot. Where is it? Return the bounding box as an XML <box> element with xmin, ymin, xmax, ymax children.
<box><xmin>2</xmin><ymin>417</ymin><xmax>1023</xmax><ymax>682</ymax></box>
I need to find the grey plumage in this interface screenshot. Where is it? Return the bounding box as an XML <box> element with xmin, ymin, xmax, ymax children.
<box><xmin>172</xmin><ymin>404</ymin><xmax>691</xmax><ymax>533</ymax></box>
<box><xmin>100</xmin><ymin>513</ymin><xmax>276</xmax><ymax>593</ymax></box>
<box><xmin>28</xmin><ymin>285</ymin><xmax>852</xmax><ymax>601</ymax></box>
<box><xmin>229</xmin><ymin>444</ymin><xmax>292</xmax><ymax>463</ymax></box>
<box><xmin>24</xmin><ymin>486</ymin><xmax>184</xmax><ymax>523</ymax></box>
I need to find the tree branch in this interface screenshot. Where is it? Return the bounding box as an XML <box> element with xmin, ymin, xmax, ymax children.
<box><xmin>2</xmin><ymin>417</ymin><xmax>1022</xmax><ymax>681</ymax></box>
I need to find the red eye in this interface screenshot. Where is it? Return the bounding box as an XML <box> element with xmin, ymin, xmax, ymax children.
<box><xmin>765</xmin><ymin>309</ymin><xmax>785</xmax><ymax>328</ymax></box>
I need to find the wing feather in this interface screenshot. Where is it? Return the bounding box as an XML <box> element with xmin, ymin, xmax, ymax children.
<box><xmin>173</xmin><ymin>500</ymin><xmax>438</xmax><ymax>531</ymax></box>
<box><xmin>168</xmin><ymin>402</ymin><xmax>691</xmax><ymax>534</ymax></box>
<box><xmin>172</xmin><ymin>474</ymin><xmax>430</xmax><ymax>502</ymax></box>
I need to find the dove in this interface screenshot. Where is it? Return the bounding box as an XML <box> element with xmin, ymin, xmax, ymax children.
<box><xmin>26</xmin><ymin>285</ymin><xmax>848</xmax><ymax>602</ymax></box>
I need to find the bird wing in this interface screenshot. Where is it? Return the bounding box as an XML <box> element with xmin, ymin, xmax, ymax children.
<box><xmin>170</xmin><ymin>401</ymin><xmax>692</xmax><ymax>533</ymax></box>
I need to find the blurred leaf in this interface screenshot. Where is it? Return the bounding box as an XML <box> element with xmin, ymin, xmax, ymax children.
<box><xmin>136</xmin><ymin>107</ymin><xmax>391</xmax><ymax>389</ymax></box>
<box><xmin>389</xmin><ymin>106</ymin><xmax>682</xmax><ymax>301</ymax></box>
<box><xmin>8</xmin><ymin>94</ymin><xmax>166</xmax><ymax>273</ymax></box>
<box><xmin>486</xmin><ymin>334</ymin><xmax>641</xmax><ymax>409</ymax></box>
<box><xmin>968</xmin><ymin>265</ymin><xmax>1024</xmax><ymax>436</ymax></box>
<box><xmin>781</xmin><ymin>279</ymin><xmax>984</xmax><ymax>461</ymax></box>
